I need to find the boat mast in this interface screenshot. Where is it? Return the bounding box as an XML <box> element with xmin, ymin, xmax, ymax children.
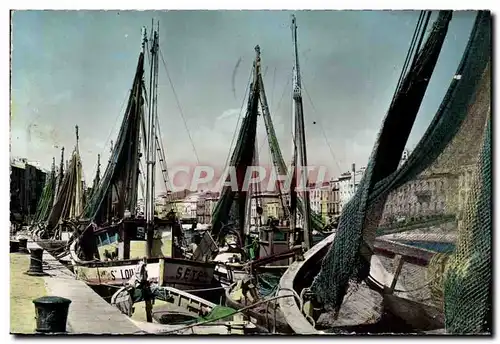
<box><xmin>96</xmin><ymin>154</ymin><xmax>101</xmax><ymax>185</ymax></box>
<box><xmin>74</xmin><ymin>125</ymin><xmax>81</xmax><ymax>216</ymax></box>
<box><xmin>59</xmin><ymin>146</ymin><xmax>65</xmax><ymax>178</ymax></box>
<box><xmin>291</xmin><ymin>15</ymin><xmax>312</xmax><ymax>250</ymax></box>
<box><xmin>54</xmin><ymin>146</ymin><xmax>65</xmax><ymax>205</ymax></box>
<box><xmin>145</xmin><ymin>23</ymin><xmax>159</xmax><ymax>258</ymax></box>
<box><xmin>257</xmin><ymin>57</ymin><xmax>290</xmax><ymax>223</ymax></box>
<box><xmin>75</xmin><ymin>125</ymin><xmax>79</xmax><ymax>150</ymax></box>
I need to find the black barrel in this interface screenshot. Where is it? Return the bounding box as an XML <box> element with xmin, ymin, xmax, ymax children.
<box><xmin>10</xmin><ymin>240</ymin><xmax>19</xmax><ymax>253</ymax></box>
<box><xmin>33</xmin><ymin>296</ymin><xmax>72</xmax><ymax>333</ymax></box>
<box><xmin>26</xmin><ymin>248</ymin><xmax>45</xmax><ymax>276</ymax></box>
<box><xmin>18</xmin><ymin>238</ymin><xmax>29</xmax><ymax>253</ymax></box>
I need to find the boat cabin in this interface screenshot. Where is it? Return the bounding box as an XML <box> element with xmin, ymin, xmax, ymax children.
<box><xmin>93</xmin><ymin>217</ymin><xmax>181</xmax><ymax>261</ymax></box>
<box><xmin>258</xmin><ymin>225</ymin><xmax>295</xmax><ymax>267</ymax></box>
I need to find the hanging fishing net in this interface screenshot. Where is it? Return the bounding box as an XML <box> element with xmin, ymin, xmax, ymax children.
<box><xmin>45</xmin><ymin>148</ymin><xmax>84</xmax><ymax>230</ymax></box>
<box><xmin>211</xmin><ymin>74</ymin><xmax>260</xmax><ymax>241</ymax></box>
<box><xmin>32</xmin><ymin>167</ymin><xmax>56</xmax><ymax>225</ymax></box>
<box><xmin>211</xmin><ymin>46</ymin><xmax>329</xmax><ymax>247</ymax></box>
<box><xmin>309</xmin><ymin>11</ymin><xmax>491</xmax><ymax>334</ymax></box>
<box><xmin>82</xmin><ymin>52</ymin><xmax>145</xmax><ymax>224</ymax></box>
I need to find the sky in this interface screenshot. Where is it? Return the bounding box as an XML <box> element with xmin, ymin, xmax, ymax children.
<box><xmin>10</xmin><ymin>10</ymin><xmax>477</xmax><ymax>193</ymax></box>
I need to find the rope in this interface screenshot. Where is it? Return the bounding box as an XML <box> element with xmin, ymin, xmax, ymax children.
<box><xmin>408</xmin><ymin>11</ymin><xmax>432</xmax><ymax>74</ymax></box>
<box><xmin>177</xmin><ymin>286</ymin><xmax>226</xmax><ymax>293</ymax></box>
<box><xmin>272</xmin><ymin>72</ymin><xmax>292</xmax><ymax>115</ymax></box>
<box><xmin>269</xmin><ymin>67</ymin><xmax>277</xmax><ymax>109</ymax></box>
<box><xmin>256</xmin><ymin>71</ymin><xmax>292</xmax><ymax>155</ymax></box>
<box><xmin>221</xmin><ymin>67</ymin><xmax>254</xmax><ymax>179</ymax></box>
<box><xmin>301</xmin><ymin>79</ymin><xmax>342</xmax><ymax>175</ymax></box>
<box><xmin>390</xmin><ymin>10</ymin><xmax>432</xmax><ymax>107</ymax></box>
<box><xmin>22</xmin><ymin>255</ymin><xmax>76</xmax><ymax>278</ymax></box>
<box><xmin>140</xmin><ymin>76</ymin><xmax>172</xmax><ymax>194</ymax></box>
<box><xmin>157</xmin><ymin>294</ymin><xmax>295</xmax><ymax>334</ymax></box>
<box><xmin>394</xmin><ymin>11</ymin><xmax>425</xmax><ymax>95</ymax></box>
<box><xmin>158</xmin><ymin>47</ymin><xmax>200</xmax><ymax>164</ymax></box>
<box><xmin>91</xmin><ymin>88</ymin><xmax>131</xmax><ymax>182</ymax></box>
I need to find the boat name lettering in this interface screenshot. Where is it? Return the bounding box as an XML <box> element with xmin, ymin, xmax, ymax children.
<box><xmin>109</xmin><ymin>267</ymin><xmax>135</xmax><ymax>281</ymax></box>
<box><xmin>175</xmin><ymin>266</ymin><xmax>209</xmax><ymax>283</ymax></box>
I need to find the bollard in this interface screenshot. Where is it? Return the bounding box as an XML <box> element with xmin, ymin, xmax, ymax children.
<box><xmin>33</xmin><ymin>296</ymin><xmax>72</xmax><ymax>334</ymax></box>
<box><xmin>10</xmin><ymin>240</ymin><xmax>19</xmax><ymax>253</ymax></box>
<box><xmin>18</xmin><ymin>238</ymin><xmax>29</xmax><ymax>254</ymax></box>
<box><xmin>25</xmin><ymin>248</ymin><xmax>46</xmax><ymax>276</ymax></box>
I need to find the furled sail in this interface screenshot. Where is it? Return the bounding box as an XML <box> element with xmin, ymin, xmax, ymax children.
<box><xmin>46</xmin><ymin>126</ymin><xmax>85</xmax><ymax>233</ymax></box>
<box><xmin>85</xmin><ymin>154</ymin><xmax>101</xmax><ymax>205</ymax></box>
<box><xmin>210</xmin><ymin>46</ymin><xmax>261</xmax><ymax>243</ymax></box>
<box><xmin>82</xmin><ymin>52</ymin><xmax>145</xmax><ymax>224</ymax></box>
<box><xmin>32</xmin><ymin>157</ymin><xmax>56</xmax><ymax>224</ymax></box>
<box><xmin>310</xmin><ymin>11</ymin><xmax>456</xmax><ymax>312</ymax></box>
<box><xmin>53</xmin><ymin>146</ymin><xmax>65</xmax><ymax>206</ymax></box>
<box><xmin>257</xmin><ymin>32</ymin><xmax>326</xmax><ymax>234</ymax></box>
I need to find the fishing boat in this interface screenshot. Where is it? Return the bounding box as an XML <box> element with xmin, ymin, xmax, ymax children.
<box><xmin>225</xmin><ymin>278</ymin><xmax>293</xmax><ymax>333</ymax></box>
<box><xmin>30</xmin><ymin>126</ymin><xmax>86</xmax><ymax>242</ymax></box>
<box><xmin>278</xmin><ymin>11</ymin><xmax>491</xmax><ymax>334</ymax></box>
<box><xmin>198</xmin><ymin>15</ymin><xmax>335</xmax><ymax>288</ymax></box>
<box><xmin>65</xmin><ymin>23</ymin><xmax>220</xmax><ymax>295</ymax></box>
<box><xmin>110</xmin><ymin>262</ymin><xmax>262</xmax><ymax>334</ymax></box>
<box><xmin>26</xmin><ymin>127</ymin><xmax>90</xmax><ymax>262</ymax></box>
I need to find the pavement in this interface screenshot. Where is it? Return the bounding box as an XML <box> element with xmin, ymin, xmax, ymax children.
<box><xmin>10</xmin><ymin>240</ymin><xmax>142</xmax><ymax>334</ymax></box>
<box><xmin>10</xmin><ymin>252</ymin><xmax>47</xmax><ymax>333</ymax></box>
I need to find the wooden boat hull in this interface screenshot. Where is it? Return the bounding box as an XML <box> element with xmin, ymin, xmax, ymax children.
<box><xmin>214</xmin><ymin>264</ymin><xmax>249</xmax><ymax>288</ymax></box>
<box><xmin>382</xmin><ymin>294</ymin><xmax>444</xmax><ymax>332</ymax></box>
<box><xmin>74</xmin><ymin>260</ymin><xmax>161</xmax><ymax>285</ymax></box>
<box><xmin>112</xmin><ymin>285</ymin><xmax>260</xmax><ymax>334</ymax></box>
<box><xmin>130</xmin><ymin>319</ymin><xmax>257</xmax><ymax>334</ymax></box>
<box><xmin>277</xmin><ymin>232</ymin><xmax>443</xmax><ymax>334</ymax></box>
<box><xmin>275</xmin><ymin>233</ymin><xmax>342</xmax><ymax>334</ymax></box>
<box><xmin>73</xmin><ymin>258</ymin><xmax>217</xmax><ymax>288</ymax></box>
<box><xmin>225</xmin><ymin>282</ymin><xmax>292</xmax><ymax>333</ymax></box>
<box><xmin>71</xmin><ymin>241</ymin><xmax>218</xmax><ymax>291</ymax></box>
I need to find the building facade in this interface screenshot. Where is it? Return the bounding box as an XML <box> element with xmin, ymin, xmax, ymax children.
<box><xmin>10</xmin><ymin>158</ymin><xmax>47</xmax><ymax>223</ymax></box>
<box><xmin>196</xmin><ymin>191</ymin><xmax>219</xmax><ymax>224</ymax></box>
<box><xmin>169</xmin><ymin>192</ymin><xmax>204</xmax><ymax>221</ymax></box>
<box><xmin>249</xmin><ymin>192</ymin><xmax>284</xmax><ymax>226</ymax></box>
<box><xmin>309</xmin><ymin>182</ymin><xmax>331</xmax><ymax>223</ymax></box>
<box><xmin>380</xmin><ymin>171</ymin><xmax>457</xmax><ymax>225</ymax></box>
<box><xmin>330</xmin><ymin>179</ymin><xmax>341</xmax><ymax>218</ymax></box>
<box><xmin>338</xmin><ymin>166</ymin><xmax>366</xmax><ymax>213</ymax></box>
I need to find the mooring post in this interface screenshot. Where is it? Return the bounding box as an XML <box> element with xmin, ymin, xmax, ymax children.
<box><xmin>33</xmin><ymin>296</ymin><xmax>72</xmax><ymax>334</ymax></box>
<box><xmin>10</xmin><ymin>240</ymin><xmax>19</xmax><ymax>253</ymax></box>
<box><xmin>18</xmin><ymin>238</ymin><xmax>29</xmax><ymax>254</ymax></box>
<box><xmin>26</xmin><ymin>248</ymin><xmax>46</xmax><ymax>276</ymax></box>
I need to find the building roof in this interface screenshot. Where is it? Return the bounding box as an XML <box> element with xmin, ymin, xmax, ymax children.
<box><xmin>11</xmin><ymin>161</ymin><xmax>26</xmax><ymax>170</ymax></box>
<box><xmin>10</xmin><ymin>157</ymin><xmax>49</xmax><ymax>173</ymax></box>
<box><xmin>338</xmin><ymin>173</ymin><xmax>351</xmax><ymax>180</ymax></box>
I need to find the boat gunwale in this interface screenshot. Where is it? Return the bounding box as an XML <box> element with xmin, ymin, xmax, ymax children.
<box><xmin>277</xmin><ymin>232</ymin><xmax>336</xmax><ymax>334</ymax></box>
<box><xmin>69</xmin><ymin>240</ymin><xmax>217</xmax><ymax>269</ymax></box>
<box><xmin>74</xmin><ymin>257</ymin><xmax>216</xmax><ymax>269</ymax></box>
<box><xmin>225</xmin><ymin>281</ymin><xmax>293</xmax><ymax>333</ymax></box>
